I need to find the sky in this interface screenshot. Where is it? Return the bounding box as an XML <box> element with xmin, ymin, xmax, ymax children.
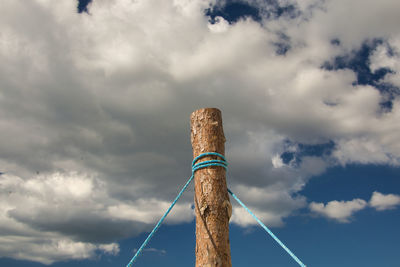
<box><xmin>0</xmin><ymin>0</ymin><xmax>400</xmax><ymax>266</ymax></box>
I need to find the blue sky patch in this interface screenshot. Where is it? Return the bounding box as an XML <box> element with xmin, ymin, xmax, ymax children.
<box><xmin>78</xmin><ymin>0</ymin><xmax>92</xmax><ymax>13</ymax></box>
<box><xmin>323</xmin><ymin>38</ymin><xmax>399</xmax><ymax>111</ymax></box>
<box><xmin>205</xmin><ymin>0</ymin><xmax>300</xmax><ymax>24</ymax></box>
<box><xmin>205</xmin><ymin>1</ymin><xmax>261</xmax><ymax>24</ymax></box>
<box><xmin>323</xmin><ymin>39</ymin><xmax>388</xmax><ymax>85</ymax></box>
<box><xmin>280</xmin><ymin>140</ymin><xmax>335</xmax><ymax>166</ymax></box>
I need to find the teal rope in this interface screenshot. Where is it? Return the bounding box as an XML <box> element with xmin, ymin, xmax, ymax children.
<box><xmin>127</xmin><ymin>152</ymin><xmax>306</xmax><ymax>267</ymax></box>
<box><xmin>126</xmin><ymin>152</ymin><xmax>227</xmax><ymax>266</ymax></box>
<box><xmin>228</xmin><ymin>188</ymin><xmax>306</xmax><ymax>267</ymax></box>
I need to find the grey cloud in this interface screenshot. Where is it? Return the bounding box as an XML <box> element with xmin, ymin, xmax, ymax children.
<box><xmin>8</xmin><ymin>208</ymin><xmax>148</xmax><ymax>243</ymax></box>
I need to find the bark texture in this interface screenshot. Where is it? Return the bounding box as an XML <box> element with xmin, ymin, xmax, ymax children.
<box><xmin>190</xmin><ymin>108</ymin><xmax>232</xmax><ymax>267</ymax></box>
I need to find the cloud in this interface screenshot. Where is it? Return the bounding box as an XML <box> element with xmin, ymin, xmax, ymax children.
<box><xmin>309</xmin><ymin>191</ymin><xmax>400</xmax><ymax>223</ymax></box>
<box><xmin>1</xmin><ymin>0</ymin><xmax>400</xmax><ymax>263</ymax></box>
<box><xmin>0</xmin><ymin>234</ymin><xmax>119</xmax><ymax>265</ymax></box>
<box><xmin>0</xmin><ymin>172</ymin><xmax>189</xmax><ymax>263</ymax></box>
<box><xmin>309</xmin><ymin>199</ymin><xmax>367</xmax><ymax>223</ymax></box>
<box><xmin>230</xmin><ymin>184</ymin><xmax>307</xmax><ymax>227</ymax></box>
<box><xmin>98</xmin><ymin>243</ymin><xmax>120</xmax><ymax>256</ymax></box>
<box><xmin>370</xmin><ymin>191</ymin><xmax>400</xmax><ymax>211</ymax></box>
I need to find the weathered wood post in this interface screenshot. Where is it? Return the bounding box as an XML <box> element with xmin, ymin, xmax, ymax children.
<box><xmin>190</xmin><ymin>108</ymin><xmax>232</xmax><ymax>267</ymax></box>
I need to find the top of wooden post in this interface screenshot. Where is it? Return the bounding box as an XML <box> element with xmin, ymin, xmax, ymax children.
<box><xmin>190</xmin><ymin>108</ymin><xmax>226</xmax><ymax>159</ymax></box>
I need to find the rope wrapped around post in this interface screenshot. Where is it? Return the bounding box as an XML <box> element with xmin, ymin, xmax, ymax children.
<box><xmin>126</xmin><ymin>152</ymin><xmax>306</xmax><ymax>267</ymax></box>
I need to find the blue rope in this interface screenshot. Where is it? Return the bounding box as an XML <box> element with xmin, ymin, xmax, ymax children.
<box><xmin>126</xmin><ymin>152</ymin><xmax>227</xmax><ymax>267</ymax></box>
<box><xmin>228</xmin><ymin>188</ymin><xmax>306</xmax><ymax>267</ymax></box>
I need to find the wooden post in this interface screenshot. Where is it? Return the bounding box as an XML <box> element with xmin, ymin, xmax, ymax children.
<box><xmin>190</xmin><ymin>108</ymin><xmax>232</xmax><ymax>267</ymax></box>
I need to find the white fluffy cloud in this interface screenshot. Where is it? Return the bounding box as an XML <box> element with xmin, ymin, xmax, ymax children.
<box><xmin>370</xmin><ymin>191</ymin><xmax>400</xmax><ymax>211</ymax></box>
<box><xmin>1</xmin><ymin>0</ymin><xmax>400</xmax><ymax>263</ymax></box>
<box><xmin>309</xmin><ymin>199</ymin><xmax>367</xmax><ymax>223</ymax></box>
<box><xmin>310</xmin><ymin>191</ymin><xmax>400</xmax><ymax>222</ymax></box>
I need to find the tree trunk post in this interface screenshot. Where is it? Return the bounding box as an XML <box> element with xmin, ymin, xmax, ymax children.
<box><xmin>190</xmin><ymin>108</ymin><xmax>232</xmax><ymax>267</ymax></box>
